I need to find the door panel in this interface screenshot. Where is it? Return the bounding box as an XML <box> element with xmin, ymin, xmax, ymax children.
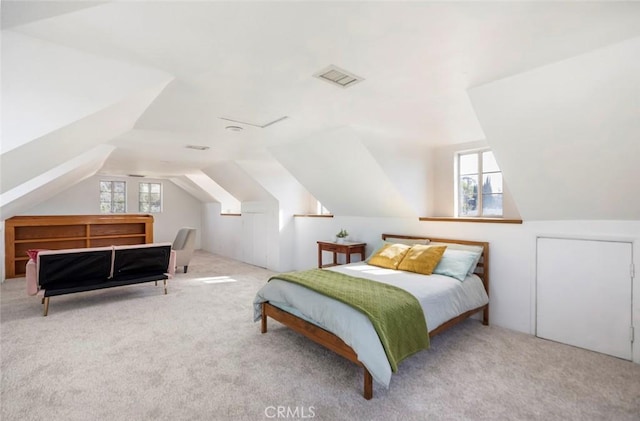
<box><xmin>242</xmin><ymin>213</ymin><xmax>267</xmax><ymax>268</ymax></box>
<box><xmin>536</xmin><ymin>237</ymin><xmax>632</xmax><ymax>360</ymax></box>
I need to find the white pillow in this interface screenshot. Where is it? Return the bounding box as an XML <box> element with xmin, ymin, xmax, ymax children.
<box><xmin>430</xmin><ymin>242</ymin><xmax>483</xmax><ymax>275</ymax></box>
<box><xmin>433</xmin><ymin>249</ymin><xmax>480</xmax><ymax>281</ymax></box>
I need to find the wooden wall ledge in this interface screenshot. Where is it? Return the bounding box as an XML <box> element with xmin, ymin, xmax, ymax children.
<box><xmin>419</xmin><ymin>217</ymin><xmax>523</xmax><ymax>224</ymax></box>
<box><xmin>293</xmin><ymin>214</ymin><xmax>334</xmax><ymax>218</ymax></box>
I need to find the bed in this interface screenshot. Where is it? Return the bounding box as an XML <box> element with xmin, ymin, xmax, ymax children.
<box><xmin>253</xmin><ymin>233</ymin><xmax>489</xmax><ymax>399</ymax></box>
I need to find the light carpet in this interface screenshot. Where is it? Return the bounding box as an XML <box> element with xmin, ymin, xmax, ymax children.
<box><xmin>1</xmin><ymin>250</ymin><xmax>639</xmax><ymax>421</ymax></box>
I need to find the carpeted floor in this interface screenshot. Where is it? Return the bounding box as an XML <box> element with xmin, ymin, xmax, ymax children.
<box><xmin>1</xmin><ymin>250</ymin><xmax>639</xmax><ymax>421</ymax></box>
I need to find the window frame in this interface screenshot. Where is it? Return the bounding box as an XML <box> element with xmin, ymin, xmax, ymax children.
<box><xmin>99</xmin><ymin>180</ymin><xmax>127</xmax><ymax>214</ymax></box>
<box><xmin>138</xmin><ymin>182</ymin><xmax>163</xmax><ymax>213</ymax></box>
<box><xmin>455</xmin><ymin>149</ymin><xmax>503</xmax><ymax>218</ymax></box>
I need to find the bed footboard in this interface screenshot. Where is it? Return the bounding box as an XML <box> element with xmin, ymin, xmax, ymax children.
<box><xmin>261</xmin><ymin>302</ymin><xmax>373</xmax><ymax>400</ymax></box>
<box><xmin>261</xmin><ymin>301</ymin><xmax>488</xmax><ymax>399</ymax></box>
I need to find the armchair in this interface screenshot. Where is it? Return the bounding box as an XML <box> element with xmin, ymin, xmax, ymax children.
<box><xmin>172</xmin><ymin>227</ymin><xmax>196</xmax><ymax>273</ymax></box>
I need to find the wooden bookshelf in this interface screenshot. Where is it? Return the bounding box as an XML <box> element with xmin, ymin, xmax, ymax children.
<box><xmin>4</xmin><ymin>214</ymin><xmax>154</xmax><ymax>279</ymax></box>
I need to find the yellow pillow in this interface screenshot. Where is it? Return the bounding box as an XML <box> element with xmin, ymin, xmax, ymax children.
<box><xmin>397</xmin><ymin>245</ymin><xmax>447</xmax><ymax>275</ymax></box>
<box><xmin>368</xmin><ymin>243</ymin><xmax>411</xmax><ymax>269</ymax></box>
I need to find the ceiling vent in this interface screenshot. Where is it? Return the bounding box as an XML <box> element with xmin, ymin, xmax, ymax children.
<box><xmin>314</xmin><ymin>65</ymin><xmax>364</xmax><ymax>88</ymax></box>
<box><xmin>186</xmin><ymin>145</ymin><xmax>210</xmax><ymax>151</ymax></box>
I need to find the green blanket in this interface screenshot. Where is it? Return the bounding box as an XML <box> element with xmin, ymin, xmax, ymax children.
<box><xmin>270</xmin><ymin>269</ymin><xmax>429</xmax><ymax>372</ymax></box>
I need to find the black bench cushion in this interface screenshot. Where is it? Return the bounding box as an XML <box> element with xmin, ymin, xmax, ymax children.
<box><xmin>38</xmin><ymin>248</ymin><xmax>113</xmax><ymax>290</ymax></box>
<box><xmin>112</xmin><ymin>244</ymin><xmax>172</xmax><ymax>282</ymax></box>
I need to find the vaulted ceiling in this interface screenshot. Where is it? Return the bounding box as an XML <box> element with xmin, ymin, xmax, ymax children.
<box><xmin>2</xmin><ymin>1</ymin><xmax>639</xmax><ymax>220</ymax></box>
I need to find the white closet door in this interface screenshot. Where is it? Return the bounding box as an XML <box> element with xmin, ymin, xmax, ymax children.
<box><xmin>242</xmin><ymin>213</ymin><xmax>268</xmax><ymax>268</ymax></box>
<box><xmin>536</xmin><ymin>237</ymin><xmax>632</xmax><ymax>360</ymax></box>
<box><xmin>251</xmin><ymin>213</ymin><xmax>268</xmax><ymax>268</ymax></box>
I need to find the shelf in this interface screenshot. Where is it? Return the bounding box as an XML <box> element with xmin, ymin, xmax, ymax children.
<box><xmin>15</xmin><ymin>236</ymin><xmax>88</xmax><ymax>243</ymax></box>
<box><xmin>4</xmin><ymin>214</ymin><xmax>154</xmax><ymax>279</ymax></box>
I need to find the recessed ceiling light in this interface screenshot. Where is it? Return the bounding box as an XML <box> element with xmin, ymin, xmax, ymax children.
<box><xmin>225</xmin><ymin>125</ymin><xmax>243</xmax><ymax>132</ymax></box>
<box><xmin>186</xmin><ymin>145</ymin><xmax>210</xmax><ymax>151</ymax></box>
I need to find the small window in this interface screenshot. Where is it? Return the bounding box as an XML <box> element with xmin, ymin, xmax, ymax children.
<box><xmin>139</xmin><ymin>182</ymin><xmax>162</xmax><ymax>213</ymax></box>
<box><xmin>100</xmin><ymin>181</ymin><xmax>126</xmax><ymax>213</ymax></box>
<box><xmin>456</xmin><ymin>150</ymin><xmax>503</xmax><ymax>217</ymax></box>
<box><xmin>316</xmin><ymin>201</ymin><xmax>331</xmax><ymax>215</ymax></box>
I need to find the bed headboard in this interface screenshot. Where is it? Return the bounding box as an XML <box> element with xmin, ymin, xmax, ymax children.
<box><xmin>381</xmin><ymin>233</ymin><xmax>489</xmax><ymax>295</ymax></box>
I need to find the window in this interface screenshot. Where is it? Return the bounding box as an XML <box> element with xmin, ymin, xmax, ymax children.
<box><xmin>316</xmin><ymin>201</ymin><xmax>331</xmax><ymax>215</ymax></box>
<box><xmin>456</xmin><ymin>150</ymin><xmax>503</xmax><ymax>217</ymax></box>
<box><xmin>139</xmin><ymin>182</ymin><xmax>162</xmax><ymax>213</ymax></box>
<box><xmin>100</xmin><ymin>181</ymin><xmax>126</xmax><ymax>213</ymax></box>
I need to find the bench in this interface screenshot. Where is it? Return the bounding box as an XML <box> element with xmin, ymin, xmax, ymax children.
<box><xmin>26</xmin><ymin>243</ymin><xmax>176</xmax><ymax>316</ymax></box>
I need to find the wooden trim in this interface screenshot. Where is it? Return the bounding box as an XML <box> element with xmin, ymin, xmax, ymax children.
<box><xmin>293</xmin><ymin>214</ymin><xmax>334</xmax><ymax>218</ymax></box>
<box><xmin>419</xmin><ymin>217</ymin><xmax>522</xmax><ymax>224</ymax></box>
<box><xmin>220</xmin><ymin>213</ymin><xmax>241</xmax><ymax>216</ymax></box>
<box><xmin>261</xmin><ymin>233</ymin><xmax>490</xmax><ymax>399</ymax></box>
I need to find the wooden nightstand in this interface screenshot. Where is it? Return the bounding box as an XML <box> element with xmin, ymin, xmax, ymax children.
<box><xmin>317</xmin><ymin>241</ymin><xmax>366</xmax><ymax>268</ymax></box>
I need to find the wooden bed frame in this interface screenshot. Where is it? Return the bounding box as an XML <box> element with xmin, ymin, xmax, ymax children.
<box><xmin>260</xmin><ymin>233</ymin><xmax>489</xmax><ymax>400</ymax></box>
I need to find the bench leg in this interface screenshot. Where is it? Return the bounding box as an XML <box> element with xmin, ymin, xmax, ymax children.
<box><xmin>183</xmin><ymin>265</ymin><xmax>188</xmax><ymax>273</ymax></box>
<box><xmin>163</xmin><ymin>279</ymin><xmax>167</xmax><ymax>295</ymax></box>
<box><xmin>43</xmin><ymin>297</ymin><xmax>50</xmax><ymax>317</ymax></box>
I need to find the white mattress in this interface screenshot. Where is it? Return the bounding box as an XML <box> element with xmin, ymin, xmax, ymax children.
<box><xmin>253</xmin><ymin>262</ymin><xmax>489</xmax><ymax>387</ymax></box>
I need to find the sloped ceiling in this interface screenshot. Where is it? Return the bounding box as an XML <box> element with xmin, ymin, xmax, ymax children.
<box><xmin>1</xmin><ymin>81</ymin><xmax>172</xmax><ymax>193</ymax></box>
<box><xmin>201</xmin><ymin>162</ymin><xmax>274</xmax><ymax>204</ymax></box>
<box><xmin>270</xmin><ymin>127</ymin><xmax>417</xmax><ymax>218</ymax></box>
<box><xmin>468</xmin><ymin>37</ymin><xmax>640</xmax><ymax>221</ymax></box>
<box><xmin>0</xmin><ymin>145</ymin><xmax>114</xmax><ymax>220</ymax></box>
<box><xmin>169</xmin><ymin>171</ymin><xmax>241</xmax><ymax>213</ymax></box>
<box><xmin>235</xmin><ymin>159</ymin><xmax>315</xmax><ymax>214</ymax></box>
<box><xmin>2</xmin><ymin>1</ymin><xmax>640</xmax><ymax>220</ymax></box>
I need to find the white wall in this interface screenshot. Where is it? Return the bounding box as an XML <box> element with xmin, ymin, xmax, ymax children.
<box><xmin>21</xmin><ymin>174</ymin><xmax>203</xmax><ymax>248</ymax></box>
<box><xmin>202</xmin><ymin>202</ymin><xmax>243</xmax><ymax>261</ymax></box>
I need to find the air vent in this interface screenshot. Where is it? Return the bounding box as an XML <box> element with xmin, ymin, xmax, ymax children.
<box><xmin>314</xmin><ymin>65</ymin><xmax>364</xmax><ymax>88</ymax></box>
<box><xmin>127</xmin><ymin>174</ymin><xmax>145</xmax><ymax>178</ymax></box>
<box><xmin>186</xmin><ymin>145</ymin><xmax>210</xmax><ymax>151</ymax></box>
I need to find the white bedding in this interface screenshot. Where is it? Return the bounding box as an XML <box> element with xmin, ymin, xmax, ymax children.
<box><xmin>253</xmin><ymin>262</ymin><xmax>488</xmax><ymax>388</ymax></box>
